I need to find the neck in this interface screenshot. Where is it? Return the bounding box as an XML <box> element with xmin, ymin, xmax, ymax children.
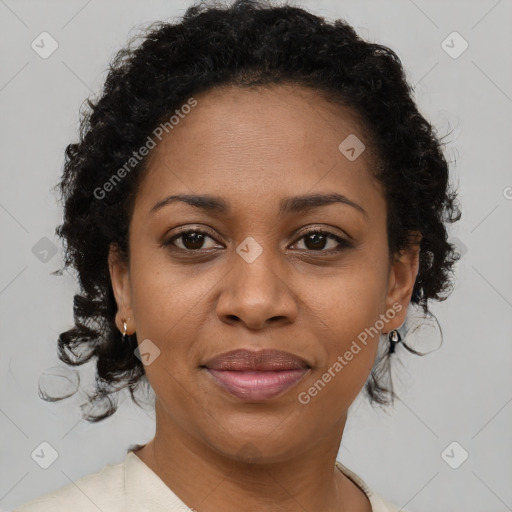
<box><xmin>133</xmin><ymin>400</ymin><xmax>372</xmax><ymax>512</ymax></box>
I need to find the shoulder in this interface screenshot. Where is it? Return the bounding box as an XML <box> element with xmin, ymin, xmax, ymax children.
<box><xmin>13</xmin><ymin>458</ymin><xmax>126</xmax><ymax>512</ymax></box>
<box><xmin>335</xmin><ymin>460</ymin><xmax>406</xmax><ymax>512</ymax></box>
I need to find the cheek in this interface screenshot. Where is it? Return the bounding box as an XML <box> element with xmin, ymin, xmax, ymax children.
<box><xmin>297</xmin><ymin>258</ymin><xmax>388</xmax><ymax>397</ymax></box>
<box><xmin>128</xmin><ymin>243</ymin><xmax>218</xmax><ymax>336</ymax></box>
<box><xmin>300</xmin><ymin>255</ymin><xmax>389</xmax><ymax>337</ymax></box>
<box><xmin>317</xmin><ymin>306</ymin><xmax>382</xmax><ymax>400</ymax></box>
<box><xmin>298</xmin><ymin>285</ymin><xmax>384</xmax><ymax>411</ymax></box>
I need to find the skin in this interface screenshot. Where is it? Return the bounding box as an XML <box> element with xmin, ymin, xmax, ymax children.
<box><xmin>108</xmin><ymin>83</ymin><xmax>421</xmax><ymax>512</ymax></box>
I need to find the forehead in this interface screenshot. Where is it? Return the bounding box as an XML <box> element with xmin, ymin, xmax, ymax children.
<box><xmin>134</xmin><ymin>83</ymin><xmax>383</xmax><ymax>220</ymax></box>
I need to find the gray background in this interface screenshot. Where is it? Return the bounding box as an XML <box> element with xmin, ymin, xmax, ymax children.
<box><xmin>1</xmin><ymin>0</ymin><xmax>511</xmax><ymax>511</ymax></box>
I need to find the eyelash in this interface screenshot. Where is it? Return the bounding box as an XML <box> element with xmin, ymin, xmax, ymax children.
<box><xmin>162</xmin><ymin>228</ymin><xmax>352</xmax><ymax>254</ymax></box>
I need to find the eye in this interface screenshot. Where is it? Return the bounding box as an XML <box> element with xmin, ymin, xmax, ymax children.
<box><xmin>162</xmin><ymin>229</ymin><xmax>221</xmax><ymax>252</ymax></box>
<box><xmin>291</xmin><ymin>229</ymin><xmax>351</xmax><ymax>252</ymax></box>
<box><xmin>162</xmin><ymin>227</ymin><xmax>352</xmax><ymax>254</ymax></box>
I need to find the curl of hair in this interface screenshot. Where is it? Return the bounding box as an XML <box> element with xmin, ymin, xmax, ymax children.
<box><xmin>47</xmin><ymin>0</ymin><xmax>461</xmax><ymax>421</ymax></box>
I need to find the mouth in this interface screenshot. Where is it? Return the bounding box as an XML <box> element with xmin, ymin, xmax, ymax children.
<box><xmin>203</xmin><ymin>368</ymin><xmax>310</xmax><ymax>401</ymax></box>
<box><xmin>201</xmin><ymin>348</ymin><xmax>311</xmax><ymax>401</ymax></box>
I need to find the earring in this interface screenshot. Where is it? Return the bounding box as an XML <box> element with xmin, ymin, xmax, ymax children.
<box><xmin>121</xmin><ymin>317</ymin><xmax>131</xmax><ymax>343</ymax></box>
<box><xmin>388</xmin><ymin>329</ymin><xmax>401</xmax><ymax>354</ymax></box>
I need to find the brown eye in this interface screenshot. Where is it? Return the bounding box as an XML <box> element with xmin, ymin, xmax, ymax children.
<box><xmin>163</xmin><ymin>230</ymin><xmax>219</xmax><ymax>251</ymax></box>
<box><xmin>292</xmin><ymin>230</ymin><xmax>351</xmax><ymax>252</ymax></box>
<box><xmin>162</xmin><ymin>228</ymin><xmax>351</xmax><ymax>254</ymax></box>
<box><xmin>303</xmin><ymin>232</ymin><xmax>328</xmax><ymax>250</ymax></box>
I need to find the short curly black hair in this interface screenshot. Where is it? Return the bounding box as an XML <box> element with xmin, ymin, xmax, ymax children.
<box><xmin>44</xmin><ymin>0</ymin><xmax>461</xmax><ymax>422</ymax></box>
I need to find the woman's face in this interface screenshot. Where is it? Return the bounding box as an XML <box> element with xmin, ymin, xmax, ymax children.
<box><xmin>109</xmin><ymin>84</ymin><xmax>419</xmax><ymax>463</ymax></box>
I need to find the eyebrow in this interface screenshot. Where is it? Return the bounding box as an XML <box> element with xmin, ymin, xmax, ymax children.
<box><xmin>149</xmin><ymin>192</ymin><xmax>368</xmax><ymax>219</ymax></box>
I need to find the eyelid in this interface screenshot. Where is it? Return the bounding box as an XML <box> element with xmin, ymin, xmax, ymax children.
<box><xmin>293</xmin><ymin>223</ymin><xmax>353</xmax><ymax>242</ymax></box>
<box><xmin>166</xmin><ymin>225</ymin><xmax>219</xmax><ymax>239</ymax></box>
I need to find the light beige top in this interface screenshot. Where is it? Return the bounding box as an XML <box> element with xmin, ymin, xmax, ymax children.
<box><xmin>14</xmin><ymin>451</ymin><xmax>405</xmax><ymax>511</ymax></box>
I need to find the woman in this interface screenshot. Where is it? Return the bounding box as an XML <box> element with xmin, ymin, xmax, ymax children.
<box><xmin>14</xmin><ymin>0</ymin><xmax>461</xmax><ymax>510</ymax></box>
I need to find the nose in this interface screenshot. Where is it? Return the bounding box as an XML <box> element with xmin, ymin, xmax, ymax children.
<box><xmin>215</xmin><ymin>249</ymin><xmax>298</xmax><ymax>330</ymax></box>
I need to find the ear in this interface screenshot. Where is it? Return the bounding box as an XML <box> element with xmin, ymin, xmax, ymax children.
<box><xmin>108</xmin><ymin>243</ymin><xmax>135</xmax><ymax>334</ymax></box>
<box><xmin>383</xmin><ymin>231</ymin><xmax>422</xmax><ymax>332</ymax></box>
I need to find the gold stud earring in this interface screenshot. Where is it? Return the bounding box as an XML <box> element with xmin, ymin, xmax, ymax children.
<box><xmin>121</xmin><ymin>317</ymin><xmax>132</xmax><ymax>343</ymax></box>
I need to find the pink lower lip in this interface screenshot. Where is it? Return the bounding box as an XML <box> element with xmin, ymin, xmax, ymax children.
<box><xmin>206</xmin><ymin>368</ymin><xmax>309</xmax><ymax>401</ymax></box>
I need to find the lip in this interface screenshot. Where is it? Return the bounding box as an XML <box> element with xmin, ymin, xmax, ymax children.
<box><xmin>203</xmin><ymin>348</ymin><xmax>310</xmax><ymax>371</ymax></box>
<box><xmin>202</xmin><ymin>348</ymin><xmax>311</xmax><ymax>401</ymax></box>
<box><xmin>205</xmin><ymin>368</ymin><xmax>310</xmax><ymax>401</ymax></box>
